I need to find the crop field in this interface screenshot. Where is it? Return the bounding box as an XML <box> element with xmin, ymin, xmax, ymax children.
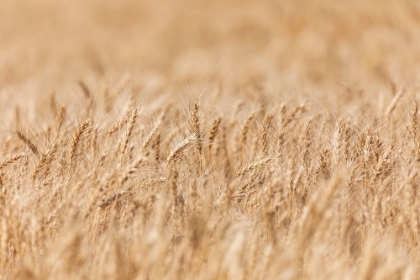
<box><xmin>1</xmin><ymin>0</ymin><xmax>420</xmax><ymax>279</ymax></box>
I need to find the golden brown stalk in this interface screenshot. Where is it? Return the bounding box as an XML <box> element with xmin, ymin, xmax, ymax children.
<box><xmin>16</xmin><ymin>131</ymin><xmax>39</xmax><ymax>156</ymax></box>
<box><xmin>91</xmin><ymin>127</ymin><xmax>98</xmax><ymax>157</ymax></box>
<box><xmin>119</xmin><ymin>156</ymin><xmax>145</xmax><ymax>187</ymax></box>
<box><xmin>264</xmin><ymin>209</ymin><xmax>277</xmax><ymax>246</ymax></box>
<box><xmin>191</xmin><ymin>102</ymin><xmax>202</xmax><ymax>155</ymax></box>
<box><xmin>241</xmin><ymin>112</ymin><xmax>254</xmax><ymax>147</ymax></box>
<box><xmin>343</xmin><ymin>121</ymin><xmax>351</xmax><ymax>163</ymax></box>
<box><xmin>236</xmin><ymin>158</ymin><xmax>271</xmax><ymax>177</ymax></box>
<box><xmin>32</xmin><ymin>140</ymin><xmax>58</xmax><ymax>181</ymax></box>
<box><xmin>239</xmin><ymin>112</ymin><xmax>254</xmax><ymax>166</ymax></box>
<box><xmin>214</xmin><ymin>123</ymin><xmax>225</xmax><ymax>159</ymax></box>
<box><xmin>78</xmin><ymin>80</ymin><xmax>91</xmax><ymax>99</ymax></box>
<box><xmin>250</xmin><ymin>134</ymin><xmax>259</xmax><ymax>160</ymax></box>
<box><xmin>120</xmin><ymin>108</ymin><xmax>138</xmax><ymax>161</ymax></box>
<box><xmin>55</xmin><ymin>104</ymin><xmax>66</xmax><ymax>135</ymax></box>
<box><xmin>170</xmin><ymin>167</ymin><xmax>179</xmax><ymax>208</ymax></box>
<box><xmin>0</xmin><ymin>153</ymin><xmax>25</xmax><ymax>170</ymax></box>
<box><xmin>143</xmin><ymin>124</ymin><xmax>160</xmax><ymax>151</ymax></box>
<box><xmin>108</xmin><ymin>98</ymin><xmax>134</xmax><ymax>136</ymax></box>
<box><xmin>69</xmin><ymin>118</ymin><xmax>91</xmax><ymax>166</ymax></box>
<box><xmin>278</xmin><ymin>132</ymin><xmax>285</xmax><ymax>156</ymax></box>
<box><xmin>262</xmin><ymin>114</ymin><xmax>273</xmax><ymax>157</ymax></box>
<box><xmin>332</xmin><ymin>119</ymin><xmax>344</xmax><ymax>167</ymax></box>
<box><xmin>99</xmin><ymin>191</ymin><xmax>128</xmax><ymax>209</ymax></box>
<box><xmin>320</xmin><ymin>148</ymin><xmax>331</xmax><ymax>180</ymax></box>
<box><xmin>347</xmin><ymin>164</ymin><xmax>358</xmax><ymax>211</ymax></box>
<box><xmin>143</xmin><ymin>111</ymin><xmax>167</xmax><ymax>153</ymax></box>
<box><xmin>208</xmin><ymin>117</ymin><xmax>222</xmax><ymax>153</ymax></box>
<box><xmin>374</xmin><ymin>147</ymin><xmax>393</xmax><ymax>181</ymax></box>
<box><xmin>302</xmin><ymin>120</ymin><xmax>313</xmax><ymax>169</ymax></box>
<box><xmin>279</xmin><ymin>102</ymin><xmax>287</xmax><ymax>121</ymax></box>
<box><xmin>412</xmin><ymin>101</ymin><xmax>418</xmax><ymax>143</ymax></box>
<box><xmin>385</xmin><ymin>89</ymin><xmax>404</xmax><ymax>117</ymax></box>
<box><xmin>282</xmin><ymin>102</ymin><xmax>306</xmax><ymax>128</ymax></box>
<box><xmin>153</xmin><ymin>133</ymin><xmax>161</xmax><ymax>164</ymax></box>
<box><xmin>167</xmin><ymin>135</ymin><xmax>196</xmax><ymax>166</ymax></box>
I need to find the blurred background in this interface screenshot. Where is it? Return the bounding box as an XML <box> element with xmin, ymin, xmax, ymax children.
<box><xmin>1</xmin><ymin>0</ymin><xmax>420</xmax><ymax>94</ymax></box>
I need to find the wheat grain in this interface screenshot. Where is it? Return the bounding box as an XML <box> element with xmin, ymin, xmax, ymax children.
<box><xmin>120</xmin><ymin>108</ymin><xmax>138</xmax><ymax>162</ymax></box>
<box><xmin>16</xmin><ymin>131</ymin><xmax>39</xmax><ymax>156</ymax></box>
<box><xmin>386</xmin><ymin>89</ymin><xmax>404</xmax><ymax>117</ymax></box>
<box><xmin>69</xmin><ymin>119</ymin><xmax>91</xmax><ymax>166</ymax></box>
<box><xmin>167</xmin><ymin>134</ymin><xmax>196</xmax><ymax>166</ymax></box>
<box><xmin>0</xmin><ymin>153</ymin><xmax>25</xmax><ymax>170</ymax></box>
<box><xmin>208</xmin><ymin>116</ymin><xmax>222</xmax><ymax>153</ymax></box>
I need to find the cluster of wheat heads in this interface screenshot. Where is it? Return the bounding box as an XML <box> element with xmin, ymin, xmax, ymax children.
<box><xmin>0</xmin><ymin>79</ymin><xmax>420</xmax><ymax>279</ymax></box>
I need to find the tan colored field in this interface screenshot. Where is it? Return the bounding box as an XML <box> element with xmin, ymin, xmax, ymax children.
<box><xmin>1</xmin><ymin>1</ymin><xmax>420</xmax><ymax>279</ymax></box>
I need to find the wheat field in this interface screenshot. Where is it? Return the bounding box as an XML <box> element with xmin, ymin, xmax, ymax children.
<box><xmin>1</xmin><ymin>0</ymin><xmax>420</xmax><ymax>279</ymax></box>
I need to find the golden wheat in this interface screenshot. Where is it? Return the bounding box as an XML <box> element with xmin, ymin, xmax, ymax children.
<box><xmin>2</xmin><ymin>1</ymin><xmax>420</xmax><ymax>279</ymax></box>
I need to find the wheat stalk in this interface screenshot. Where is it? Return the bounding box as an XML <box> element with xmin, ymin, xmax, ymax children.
<box><xmin>16</xmin><ymin>131</ymin><xmax>39</xmax><ymax>156</ymax></box>
<box><xmin>69</xmin><ymin>118</ymin><xmax>91</xmax><ymax>166</ymax></box>
<box><xmin>167</xmin><ymin>134</ymin><xmax>196</xmax><ymax>166</ymax></box>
